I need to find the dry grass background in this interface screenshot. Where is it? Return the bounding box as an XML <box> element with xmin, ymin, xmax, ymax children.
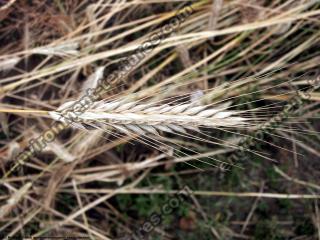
<box><xmin>0</xmin><ymin>0</ymin><xmax>320</xmax><ymax>239</ymax></box>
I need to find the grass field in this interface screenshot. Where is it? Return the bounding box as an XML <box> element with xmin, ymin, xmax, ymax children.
<box><xmin>0</xmin><ymin>0</ymin><xmax>320</xmax><ymax>239</ymax></box>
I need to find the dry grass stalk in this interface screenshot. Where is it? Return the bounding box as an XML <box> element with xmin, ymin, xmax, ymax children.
<box><xmin>59</xmin><ymin>188</ymin><xmax>320</xmax><ymax>199</ymax></box>
<box><xmin>0</xmin><ymin>0</ymin><xmax>17</xmax><ymax>11</ymax></box>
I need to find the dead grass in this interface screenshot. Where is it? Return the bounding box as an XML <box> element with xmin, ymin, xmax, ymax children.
<box><xmin>0</xmin><ymin>0</ymin><xmax>320</xmax><ymax>239</ymax></box>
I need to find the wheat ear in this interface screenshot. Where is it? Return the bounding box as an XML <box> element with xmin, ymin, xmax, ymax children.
<box><xmin>48</xmin><ymin>100</ymin><xmax>248</xmax><ymax>135</ymax></box>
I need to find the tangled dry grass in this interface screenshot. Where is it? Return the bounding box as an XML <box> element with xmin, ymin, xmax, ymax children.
<box><xmin>0</xmin><ymin>0</ymin><xmax>320</xmax><ymax>239</ymax></box>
